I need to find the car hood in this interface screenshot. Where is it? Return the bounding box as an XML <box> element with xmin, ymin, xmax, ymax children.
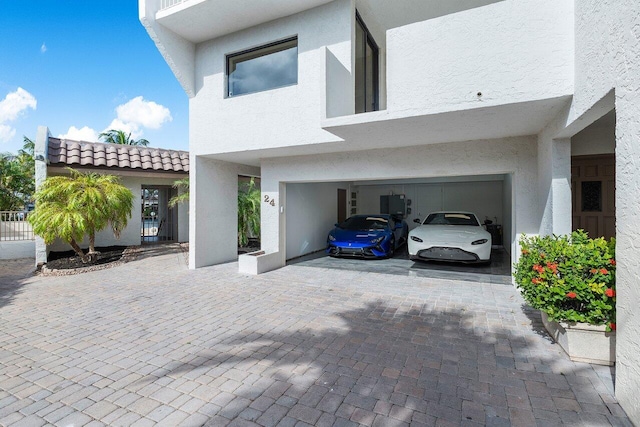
<box><xmin>330</xmin><ymin>227</ymin><xmax>389</xmax><ymax>242</ymax></box>
<box><xmin>410</xmin><ymin>225</ymin><xmax>490</xmax><ymax>244</ymax></box>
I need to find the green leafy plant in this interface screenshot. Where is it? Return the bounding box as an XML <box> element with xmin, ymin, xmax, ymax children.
<box><xmin>514</xmin><ymin>230</ymin><xmax>616</xmax><ymax>331</ymax></box>
<box><xmin>28</xmin><ymin>168</ymin><xmax>134</xmax><ymax>263</ymax></box>
<box><xmin>238</xmin><ymin>178</ymin><xmax>260</xmax><ymax>247</ymax></box>
<box><xmin>168</xmin><ymin>177</ymin><xmax>189</xmax><ymax>208</ymax></box>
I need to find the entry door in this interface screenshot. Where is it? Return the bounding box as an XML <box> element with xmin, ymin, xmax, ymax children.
<box><xmin>141</xmin><ymin>186</ymin><xmax>178</xmax><ymax>244</ymax></box>
<box><xmin>571</xmin><ymin>155</ymin><xmax>615</xmax><ymax>239</ymax></box>
<box><xmin>337</xmin><ymin>189</ymin><xmax>347</xmax><ymax>223</ymax></box>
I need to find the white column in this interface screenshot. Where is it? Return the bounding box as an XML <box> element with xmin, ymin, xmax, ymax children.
<box><xmin>34</xmin><ymin>126</ymin><xmax>49</xmax><ymax>267</ymax></box>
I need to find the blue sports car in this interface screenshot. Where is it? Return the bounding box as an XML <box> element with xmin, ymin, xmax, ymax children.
<box><xmin>326</xmin><ymin>214</ymin><xmax>408</xmax><ymax>258</ymax></box>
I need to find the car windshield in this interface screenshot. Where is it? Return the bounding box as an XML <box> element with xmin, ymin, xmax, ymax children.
<box><xmin>423</xmin><ymin>213</ymin><xmax>479</xmax><ymax>226</ymax></box>
<box><xmin>340</xmin><ymin>216</ymin><xmax>389</xmax><ymax>231</ymax></box>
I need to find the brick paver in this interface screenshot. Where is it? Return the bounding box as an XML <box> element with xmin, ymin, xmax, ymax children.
<box><xmin>0</xmin><ymin>247</ymin><xmax>632</xmax><ymax>426</ymax></box>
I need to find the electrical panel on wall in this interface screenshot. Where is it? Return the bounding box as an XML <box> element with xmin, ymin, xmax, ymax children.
<box><xmin>380</xmin><ymin>194</ymin><xmax>406</xmax><ymax>217</ymax></box>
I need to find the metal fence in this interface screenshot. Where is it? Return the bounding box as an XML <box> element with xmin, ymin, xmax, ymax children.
<box><xmin>0</xmin><ymin>211</ymin><xmax>34</xmax><ymax>241</ymax></box>
<box><xmin>160</xmin><ymin>0</ymin><xmax>183</xmax><ymax>10</ymax></box>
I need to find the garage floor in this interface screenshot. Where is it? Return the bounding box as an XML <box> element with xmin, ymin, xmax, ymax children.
<box><xmin>288</xmin><ymin>246</ymin><xmax>512</xmax><ymax>285</ymax></box>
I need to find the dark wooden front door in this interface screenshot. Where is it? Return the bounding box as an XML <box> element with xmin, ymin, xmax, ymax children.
<box><xmin>337</xmin><ymin>189</ymin><xmax>347</xmax><ymax>223</ymax></box>
<box><xmin>571</xmin><ymin>155</ymin><xmax>615</xmax><ymax>239</ymax></box>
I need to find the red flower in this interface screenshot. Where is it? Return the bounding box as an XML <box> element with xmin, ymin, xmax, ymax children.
<box><xmin>600</xmin><ymin>268</ymin><xmax>609</xmax><ymax>275</ymax></box>
<box><xmin>605</xmin><ymin>288</ymin><xmax>616</xmax><ymax>298</ymax></box>
<box><xmin>609</xmin><ymin>259</ymin><xmax>616</xmax><ymax>266</ymax></box>
<box><xmin>532</xmin><ymin>278</ymin><xmax>543</xmax><ymax>285</ymax></box>
<box><xmin>610</xmin><ymin>322</ymin><xmax>616</xmax><ymax>331</ymax></box>
<box><xmin>522</xmin><ymin>249</ymin><xmax>529</xmax><ymax>255</ymax></box>
<box><xmin>590</xmin><ymin>268</ymin><xmax>598</xmax><ymax>274</ymax></box>
<box><xmin>533</xmin><ymin>264</ymin><xmax>544</xmax><ymax>273</ymax></box>
<box><xmin>546</xmin><ymin>262</ymin><xmax>558</xmax><ymax>273</ymax></box>
<box><xmin>566</xmin><ymin>292</ymin><xmax>577</xmax><ymax>299</ymax></box>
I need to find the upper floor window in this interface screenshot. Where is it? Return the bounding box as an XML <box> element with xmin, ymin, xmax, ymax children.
<box><xmin>227</xmin><ymin>37</ymin><xmax>298</xmax><ymax>97</ymax></box>
<box><xmin>355</xmin><ymin>12</ymin><xmax>379</xmax><ymax>113</ymax></box>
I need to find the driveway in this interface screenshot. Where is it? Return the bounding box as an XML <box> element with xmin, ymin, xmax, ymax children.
<box><xmin>0</xmin><ymin>247</ymin><xmax>630</xmax><ymax>426</ymax></box>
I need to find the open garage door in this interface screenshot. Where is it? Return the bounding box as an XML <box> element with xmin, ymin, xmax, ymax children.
<box><xmin>285</xmin><ymin>175</ymin><xmax>513</xmax><ymax>284</ymax></box>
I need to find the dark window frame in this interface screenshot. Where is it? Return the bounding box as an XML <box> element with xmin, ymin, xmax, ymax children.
<box><xmin>225</xmin><ymin>36</ymin><xmax>298</xmax><ymax>98</ymax></box>
<box><xmin>355</xmin><ymin>11</ymin><xmax>379</xmax><ymax>113</ymax></box>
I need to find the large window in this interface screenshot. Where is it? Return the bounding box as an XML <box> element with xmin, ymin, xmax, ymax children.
<box><xmin>227</xmin><ymin>37</ymin><xmax>298</xmax><ymax>97</ymax></box>
<box><xmin>355</xmin><ymin>12</ymin><xmax>379</xmax><ymax>113</ymax></box>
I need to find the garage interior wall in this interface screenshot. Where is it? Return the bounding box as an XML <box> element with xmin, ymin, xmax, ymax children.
<box><xmin>502</xmin><ymin>174</ymin><xmax>513</xmax><ymax>256</ymax></box>
<box><xmin>352</xmin><ymin>180</ymin><xmax>505</xmax><ymax>239</ymax></box>
<box><xmin>286</xmin><ymin>182</ymin><xmax>348</xmax><ymax>259</ymax></box>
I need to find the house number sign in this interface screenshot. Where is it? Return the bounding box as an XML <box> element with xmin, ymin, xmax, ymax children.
<box><xmin>264</xmin><ymin>195</ymin><xmax>276</xmax><ymax>206</ymax></box>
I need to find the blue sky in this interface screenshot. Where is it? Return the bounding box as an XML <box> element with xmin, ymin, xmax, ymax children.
<box><xmin>0</xmin><ymin>1</ymin><xmax>188</xmax><ymax>154</ymax></box>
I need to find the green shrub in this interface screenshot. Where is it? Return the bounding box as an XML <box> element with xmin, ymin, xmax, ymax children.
<box><xmin>514</xmin><ymin>230</ymin><xmax>616</xmax><ymax>331</ymax></box>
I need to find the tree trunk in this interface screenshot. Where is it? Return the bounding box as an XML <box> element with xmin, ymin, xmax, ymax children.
<box><xmin>68</xmin><ymin>239</ymin><xmax>89</xmax><ymax>263</ymax></box>
<box><xmin>89</xmin><ymin>232</ymin><xmax>96</xmax><ymax>254</ymax></box>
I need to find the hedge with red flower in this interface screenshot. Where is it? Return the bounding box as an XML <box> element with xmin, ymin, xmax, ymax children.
<box><xmin>514</xmin><ymin>230</ymin><xmax>616</xmax><ymax>331</ymax></box>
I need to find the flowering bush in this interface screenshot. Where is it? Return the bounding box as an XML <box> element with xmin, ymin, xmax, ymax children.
<box><xmin>514</xmin><ymin>230</ymin><xmax>616</xmax><ymax>331</ymax></box>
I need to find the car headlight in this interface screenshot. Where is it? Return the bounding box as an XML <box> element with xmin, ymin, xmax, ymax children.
<box><xmin>370</xmin><ymin>236</ymin><xmax>385</xmax><ymax>244</ymax></box>
<box><xmin>328</xmin><ymin>235</ymin><xmax>336</xmax><ymax>241</ymax></box>
<box><xmin>410</xmin><ymin>236</ymin><xmax>423</xmax><ymax>243</ymax></box>
<box><xmin>472</xmin><ymin>239</ymin><xmax>488</xmax><ymax>245</ymax></box>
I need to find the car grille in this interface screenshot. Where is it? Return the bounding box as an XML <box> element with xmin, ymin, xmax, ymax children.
<box><xmin>417</xmin><ymin>247</ymin><xmax>478</xmax><ymax>262</ymax></box>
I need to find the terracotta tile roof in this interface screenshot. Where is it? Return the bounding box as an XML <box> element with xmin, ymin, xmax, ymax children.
<box><xmin>48</xmin><ymin>137</ymin><xmax>189</xmax><ymax>173</ymax></box>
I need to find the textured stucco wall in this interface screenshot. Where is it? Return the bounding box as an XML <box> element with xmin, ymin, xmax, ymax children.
<box><xmin>571</xmin><ymin>122</ymin><xmax>616</xmax><ymax>156</ymax></box>
<box><xmin>386</xmin><ymin>0</ymin><xmax>574</xmax><ymax>116</ymax></box>
<box><xmin>189</xmin><ymin>157</ymin><xmax>260</xmax><ymax>269</ymax></box>
<box><xmin>286</xmin><ymin>182</ymin><xmax>348</xmax><ymax>259</ymax></box>
<box><xmin>190</xmin><ymin>0</ymin><xmax>351</xmax><ymax>157</ymax></box>
<box><xmin>572</xmin><ymin>0</ymin><xmax>640</xmax><ymax>421</ymax></box>
<box><xmin>262</xmin><ymin>136</ymin><xmax>538</xmax><ymax>268</ymax></box>
<box><xmin>48</xmin><ymin>174</ymin><xmax>189</xmax><ymax>253</ymax></box>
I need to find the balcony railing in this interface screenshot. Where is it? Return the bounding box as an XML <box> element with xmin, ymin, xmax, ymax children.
<box><xmin>0</xmin><ymin>211</ymin><xmax>34</xmax><ymax>241</ymax></box>
<box><xmin>161</xmin><ymin>0</ymin><xmax>183</xmax><ymax>10</ymax></box>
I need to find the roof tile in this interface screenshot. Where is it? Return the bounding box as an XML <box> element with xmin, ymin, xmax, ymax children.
<box><xmin>47</xmin><ymin>138</ymin><xmax>189</xmax><ymax>174</ymax></box>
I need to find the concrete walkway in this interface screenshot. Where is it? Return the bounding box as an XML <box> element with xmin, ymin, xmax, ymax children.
<box><xmin>0</xmin><ymin>248</ymin><xmax>631</xmax><ymax>426</ymax></box>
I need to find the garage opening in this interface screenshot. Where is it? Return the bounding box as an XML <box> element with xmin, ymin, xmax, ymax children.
<box><xmin>286</xmin><ymin>174</ymin><xmax>513</xmax><ymax>284</ymax></box>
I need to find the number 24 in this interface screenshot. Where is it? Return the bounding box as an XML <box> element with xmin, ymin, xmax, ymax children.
<box><xmin>264</xmin><ymin>195</ymin><xmax>276</xmax><ymax>206</ymax></box>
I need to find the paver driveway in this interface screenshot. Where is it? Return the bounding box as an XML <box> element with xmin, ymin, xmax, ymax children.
<box><xmin>0</xmin><ymin>247</ymin><xmax>631</xmax><ymax>426</ymax></box>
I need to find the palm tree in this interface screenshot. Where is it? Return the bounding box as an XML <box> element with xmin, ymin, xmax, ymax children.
<box><xmin>99</xmin><ymin>129</ymin><xmax>150</xmax><ymax>146</ymax></box>
<box><xmin>237</xmin><ymin>178</ymin><xmax>260</xmax><ymax>247</ymax></box>
<box><xmin>168</xmin><ymin>177</ymin><xmax>189</xmax><ymax>208</ymax></box>
<box><xmin>28</xmin><ymin>168</ymin><xmax>134</xmax><ymax>263</ymax></box>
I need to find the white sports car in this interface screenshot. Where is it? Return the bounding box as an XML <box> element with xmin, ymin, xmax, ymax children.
<box><xmin>408</xmin><ymin>211</ymin><xmax>492</xmax><ymax>264</ymax></box>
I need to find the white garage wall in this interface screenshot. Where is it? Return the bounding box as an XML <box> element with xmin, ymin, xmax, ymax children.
<box><xmin>353</xmin><ymin>181</ymin><xmax>504</xmax><ymax>234</ymax></box>
<box><xmin>286</xmin><ymin>182</ymin><xmax>348</xmax><ymax>259</ymax></box>
<box><xmin>502</xmin><ymin>174</ymin><xmax>513</xmax><ymax>256</ymax></box>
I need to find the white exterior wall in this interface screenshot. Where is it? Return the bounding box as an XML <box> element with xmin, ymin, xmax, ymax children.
<box><xmin>189</xmin><ymin>156</ymin><xmax>260</xmax><ymax>268</ymax></box>
<box><xmin>0</xmin><ymin>241</ymin><xmax>35</xmax><ymax>260</ymax></box>
<box><xmin>48</xmin><ymin>174</ymin><xmax>189</xmax><ymax>252</ymax></box>
<box><xmin>569</xmin><ymin>1</ymin><xmax>640</xmax><ymax>420</ymax></box>
<box><xmin>571</xmin><ymin>121</ymin><xmax>616</xmax><ymax>156</ymax></box>
<box><xmin>190</xmin><ymin>0</ymin><xmax>351</xmax><ymax>157</ymax></box>
<box><xmin>386</xmin><ymin>0</ymin><xmax>573</xmax><ymax>116</ymax></box>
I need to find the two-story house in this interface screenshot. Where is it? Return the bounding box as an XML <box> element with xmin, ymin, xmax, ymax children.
<box><xmin>140</xmin><ymin>0</ymin><xmax>640</xmax><ymax>421</ymax></box>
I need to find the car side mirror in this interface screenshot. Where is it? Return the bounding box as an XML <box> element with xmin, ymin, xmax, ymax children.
<box><xmin>413</xmin><ymin>218</ymin><xmax>422</xmax><ymax>224</ymax></box>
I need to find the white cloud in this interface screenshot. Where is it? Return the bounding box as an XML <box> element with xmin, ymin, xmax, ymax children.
<box><xmin>40</xmin><ymin>43</ymin><xmax>47</xmax><ymax>54</ymax></box>
<box><xmin>58</xmin><ymin>126</ymin><xmax>99</xmax><ymax>142</ymax></box>
<box><xmin>0</xmin><ymin>87</ymin><xmax>37</xmax><ymax>143</ymax></box>
<box><xmin>114</xmin><ymin>96</ymin><xmax>172</xmax><ymax>130</ymax></box>
<box><xmin>0</xmin><ymin>124</ymin><xmax>16</xmax><ymax>143</ymax></box>
<box><xmin>104</xmin><ymin>119</ymin><xmax>144</xmax><ymax>140</ymax></box>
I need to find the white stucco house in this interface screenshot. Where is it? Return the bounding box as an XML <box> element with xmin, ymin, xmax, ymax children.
<box><xmin>34</xmin><ymin>127</ymin><xmax>189</xmax><ymax>264</ymax></box>
<box><xmin>140</xmin><ymin>0</ymin><xmax>640</xmax><ymax>420</ymax></box>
